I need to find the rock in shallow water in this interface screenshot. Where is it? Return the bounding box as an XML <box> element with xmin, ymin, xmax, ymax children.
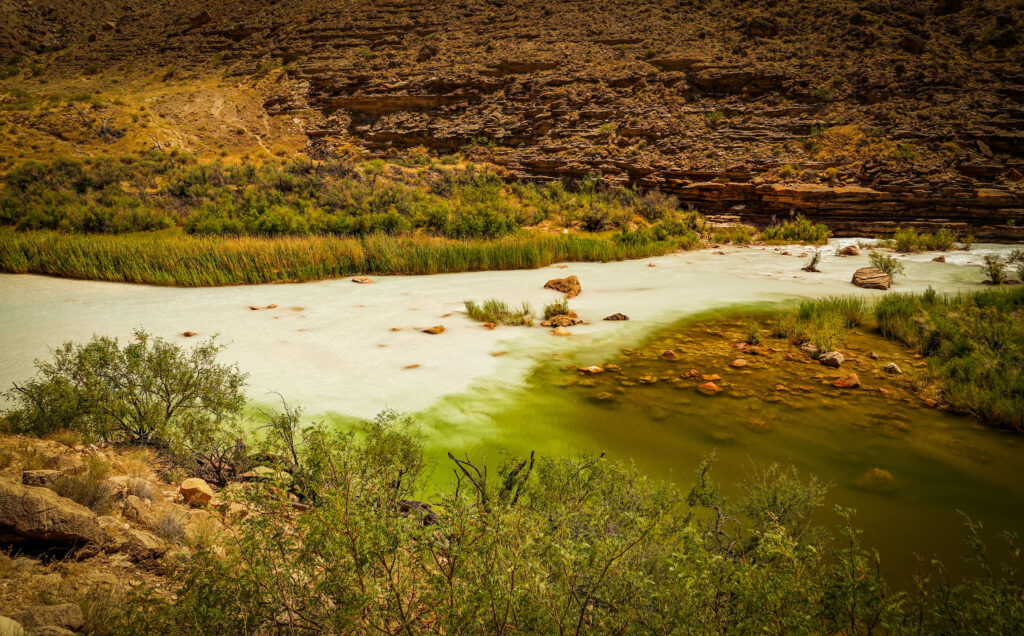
<box><xmin>544</xmin><ymin>275</ymin><xmax>581</xmax><ymax>298</ymax></box>
<box><xmin>819</xmin><ymin>351</ymin><xmax>844</xmax><ymax>368</ymax></box>
<box><xmin>852</xmin><ymin>267</ymin><xmax>891</xmax><ymax>290</ymax></box>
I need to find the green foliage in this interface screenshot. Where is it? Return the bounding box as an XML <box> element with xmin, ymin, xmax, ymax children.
<box><xmin>464</xmin><ymin>299</ymin><xmax>534</xmax><ymax>326</ymax></box>
<box><xmin>769</xmin><ymin>296</ymin><xmax>865</xmax><ymax>350</ymax></box>
<box><xmin>892</xmin><ymin>227</ymin><xmax>957</xmax><ymax>252</ymax></box>
<box><xmin>869</xmin><ymin>251</ymin><xmax>906</xmax><ymax>279</ymax></box>
<box><xmin>712</xmin><ymin>223</ymin><xmax>755</xmax><ymax>245</ymax></box>
<box><xmin>760</xmin><ymin>215</ymin><xmax>831</xmax><ymax>244</ymax></box>
<box><xmin>982</xmin><ymin>254</ymin><xmax>1007</xmax><ymax>284</ymax></box>
<box><xmin>542</xmin><ymin>298</ymin><xmax>569</xmax><ymax>320</ymax></box>
<box><xmin>743</xmin><ymin>317</ymin><xmax>762</xmax><ymax>345</ymax></box>
<box><xmin>100</xmin><ymin>426</ymin><xmax>1024</xmax><ymax>635</ymax></box>
<box><xmin>875</xmin><ymin>286</ymin><xmax>1024</xmax><ymax>429</ymax></box>
<box><xmin>2</xmin><ymin>330</ymin><xmax>247</xmax><ymax>459</ymax></box>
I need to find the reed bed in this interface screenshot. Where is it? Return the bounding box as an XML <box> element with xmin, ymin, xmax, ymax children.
<box><xmin>463</xmin><ymin>299</ymin><xmax>535</xmax><ymax>326</ymax></box>
<box><xmin>0</xmin><ymin>229</ymin><xmax>683</xmax><ymax>286</ymax></box>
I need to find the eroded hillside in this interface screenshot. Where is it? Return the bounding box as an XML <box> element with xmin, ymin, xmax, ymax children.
<box><xmin>1</xmin><ymin>0</ymin><xmax>1023</xmax><ymax>237</ymax></box>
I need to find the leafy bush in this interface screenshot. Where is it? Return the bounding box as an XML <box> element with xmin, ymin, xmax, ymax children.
<box><xmin>3</xmin><ymin>330</ymin><xmax>247</xmax><ymax>463</ymax></box>
<box><xmin>982</xmin><ymin>255</ymin><xmax>1006</xmax><ymax>284</ymax></box>
<box><xmin>760</xmin><ymin>215</ymin><xmax>831</xmax><ymax>244</ymax></box>
<box><xmin>869</xmin><ymin>252</ymin><xmax>906</xmax><ymax>279</ymax></box>
<box><xmin>101</xmin><ymin>420</ymin><xmax>1024</xmax><ymax>635</ymax></box>
<box><xmin>892</xmin><ymin>227</ymin><xmax>957</xmax><ymax>252</ymax></box>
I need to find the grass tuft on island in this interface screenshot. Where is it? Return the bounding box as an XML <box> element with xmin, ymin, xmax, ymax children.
<box><xmin>0</xmin><ymin>228</ymin><xmax>686</xmax><ymax>286</ymax></box>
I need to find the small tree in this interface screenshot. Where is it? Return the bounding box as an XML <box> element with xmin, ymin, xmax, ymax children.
<box><xmin>982</xmin><ymin>254</ymin><xmax>1006</xmax><ymax>285</ymax></box>
<box><xmin>869</xmin><ymin>252</ymin><xmax>906</xmax><ymax>279</ymax></box>
<box><xmin>4</xmin><ymin>330</ymin><xmax>247</xmax><ymax>454</ymax></box>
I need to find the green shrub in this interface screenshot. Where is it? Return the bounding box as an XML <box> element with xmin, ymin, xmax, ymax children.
<box><xmin>760</xmin><ymin>215</ymin><xmax>831</xmax><ymax>244</ymax></box>
<box><xmin>892</xmin><ymin>227</ymin><xmax>957</xmax><ymax>252</ymax></box>
<box><xmin>2</xmin><ymin>330</ymin><xmax>247</xmax><ymax>459</ymax></box>
<box><xmin>982</xmin><ymin>255</ymin><xmax>1006</xmax><ymax>284</ymax></box>
<box><xmin>464</xmin><ymin>299</ymin><xmax>534</xmax><ymax>326</ymax></box>
<box><xmin>869</xmin><ymin>252</ymin><xmax>906</xmax><ymax>279</ymax></box>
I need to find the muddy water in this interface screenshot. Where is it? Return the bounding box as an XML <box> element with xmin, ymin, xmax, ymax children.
<box><xmin>416</xmin><ymin>314</ymin><xmax>1024</xmax><ymax>583</ymax></box>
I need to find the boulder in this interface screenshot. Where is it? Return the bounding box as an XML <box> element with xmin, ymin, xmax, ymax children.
<box><xmin>10</xmin><ymin>604</ymin><xmax>83</xmax><ymax>633</ymax></box>
<box><xmin>422</xmin><ymin>325</ymin><xmax>445</xmax><ymax>335</ymax></box>
<box><xmin>661</xmin><ymin>350</ymin><xmax>679</xmax><ymax>359</ymax></box>
<box><xmin>840</xmin><ymin>245</ymin><xmax>860</xmax><ymax>256</ymax></box>
<box><xmin>852</xmin><ymin>267</ymin><xmax>891</xmax><ymax>290</ymax></box>
<box><xmin>819</xmin><ymin>351</ymin><xmax>844</xmax><ymax>368</ymax></box>
<box><xmin>20</xmin><ymin>470</ymin><xmax>62</xmax><ymax>488</ymax></box>
<box><xmin>98</xmin><ymin>516</ymin><xmax>165</xmax><ymax>562</ymax></box>
<box><xmin>547</xmin><ymin>313</ymin><xmax>582</xmax><ymax>327</ymax></box>
<box><xmin>179</xmin><ymin>478</ymin><xmax>214</xmax><ymax>507</ymax></box>
<box><xmin>932</xmin><ymin>255</ymin><xmax>946</xmax><ymax>263</ymax></box>
<box><xmin>831</xmin><ymin>373</ymin><xmax>861</xmax><ymax>388</ymax></box>
<box><xmin>0</xmin><ymin>617</ymin><xmax>24</xmax><ymax>636</ymax></box>
<box><xmin>544</xmin><ymin>275</ymin><xmax>581</xmax><ymax>298</ymax></box>
<box><xmin>603</xmin><ymin>313</ymin><xmax>629</xmax><ymax>321</ymax></box>
<box><xmin>0</xmin><ymin>480</ymin><xmax>102</xmax><ymax>545</ymax></box>
<box><xmin>121</xmin><ymin>495</ymin><xmax>156</xmax><ymax>526</ymax></box>
<box><xmin>883</xmin><ymin>362</ymin><xmax>902</xmax><ymax>375</ymax></box>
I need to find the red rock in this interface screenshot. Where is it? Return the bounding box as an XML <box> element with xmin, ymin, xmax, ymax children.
<box><xmin>685</xmin><ymin>369</ymin><xmax>700</xmax><ymax>378</ymax></box>
<box><xmin>179</xmin><ymin>478</ymin><xmax>214</xmax><ymax>507</ymax></box>
<box><xmin>730</xmin><ymin>358</ymin><xmax>747</xmax><ymax>367</ymax></box>
<box><xmin>922</xmin><ymin>398</ymin><xmax>937</xmax><ymax>407</ymax></box>
<box><xmin>702</xmin><ymin>374</ymin><xmax>722</xmax><ymax>381</ymax></box>
<box><xmin>249</xmin><ymin>306</ymin><xmax>260</xmax><ymax>311</ymax></box>
<box><xmin>482</xmin><ymin>322</ymin><xmax>496</xmax><ymax>330</ymax></box>
<box><xmin>182</xmin><ymin>331</ymin><xmax>197</xmax><ymax>337</ymax></box>
<box><xmin>266</xmin><ymin>304</ymin><xmax>277</xmax><ymax>309</ymax></box>
<box><xmin>352</xmin><ymin>276</ymin><xmax>374</xmax><ymax>284</ymax></box>
<box><xmin>544</xmin><ymin>275</ymin><xmax>581</xmax><ymax>298</ymax></box>
<box><xmin>604</xmin><ymin>364</ymin><xmax>621</xmax><ymax>372</ymax></box>
<box><xmin>877</xmin><ymin>387</ymin><xmax>891</xmax><ymax>395</ymax></box>
<box><xmin>422</xmin><ymin>325</ymin><xmax>445</xmax><ymax>335</ymax></box>
<box><xmin>661</xmin><ymin>349</ymin><xmax>679</xmax><ymax>359</ymax></box>
<box><xmin>774</xmin><ymin>384</ymin><xmax>789</xmax><ymax>391</ymax></box>
<box><xmin>831</xmin><ymin>373</ymin><xmax>861</xmax><ymax>388</ymax></box>
<box><xmin>404</xmin><ymin>364</ymin><xmax>420</xmax><ymax>369</ymax></box>
<box><xmin>698</xmin><ymin>382</ymin><xmax>721</xmax><ymax>394</ymax></box>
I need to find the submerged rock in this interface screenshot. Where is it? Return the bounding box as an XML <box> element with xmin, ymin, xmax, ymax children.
<box><xmin>932</xmin><ymin>255</ymin><xmax>946</xmax><ymax>263</ymax></box>
<box><xmin>730</xmin><ymin>358</ymin><xmax>747</xmax><ymax>367</ymax></box>
<box><xmin>840</xmin><ymin>245</ymin><xmax>860</xmax><ymax>256</ymax></box>
<box><xmin>547</xmin><ymin>313</ymin><xmax>582</xmax><ymax>327</ymax></box>
<box><xmin>544</xmin><ymin>275</ymin><xmax>581</xmax><ymax>298</ymax></box>
<box><xmin>698</xmin><ymin>381</ymin><xmax>721</xmax><ymax>394</ymax></box>
<box><xmin>854</xmin><ymin>467</ymin><xmax>897</xmax><ymax>492</ymax></box>
<box><xmin>831</xmin><ymin>373</ymin><xmax>861</xmax><ymax>388</ymax></box>
<box><xmin>603</xmin><ymin>313</ymin><xmax>629</xmax><ymax>321</ymax></box>
<box><xmin>351</xmin><ymin>276</ymin><xmax>374</xmax><ymax>284</ymax></box>
<box><xmin>661</xmin><ymin>350</ymin><xmax>679</xmax><ymax>359</ymax></box>
<box><xmin>422</xmin><ymin>325</ymin><xmax>445</xmax><ymax>335</ymax></box>
<box><xmin>883</xmin><ymin>362</ymin><xmax>902</xmax><ymax>375</ymax></box>
<box><xmin>852</xmin><ymin>267</ymin><xmax>891</xmax><ymax>290</ymax></box>
<box><xmin>578</xmin><ymin>366</ymin><xmax>604</xmax><ymax>375</ymax></box>
<box><xmin>551</xmin><ymin>327</ymin><xmax>571</xmax><ymax>336</ymax></box>
<box><xmin>819</xmin><ymin>351</ymin><xmax>844</xmax><ymax>368</ymax></box>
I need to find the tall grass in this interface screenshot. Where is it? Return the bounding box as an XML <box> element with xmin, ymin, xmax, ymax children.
<box><xmin>771</xmin><ymin>296</ymin><xmax>866</xmax><ymax>352</ymax></box>
<box><xmin>0</xmin><ymin>229</ymin><xmax>684</xmax><ymax>286</ymax></box>
<box><xmin>760</xmin><ymin>215</ymin><xmax>831</xmax><ymax>245</ymax></box>
<box><xmin>875</xmin><ymin>286</ymin><xmax>1024</xmax><ymax>429</ymax></box>
<box><xmin>463</xmin><ymin>299</ymin><xmax>534</xmax><ymax>326</ymax></box>
<box><xmin>543</xmin><ymin>298</ymin><xmax>570</xmax><ymax>319</ymax></box>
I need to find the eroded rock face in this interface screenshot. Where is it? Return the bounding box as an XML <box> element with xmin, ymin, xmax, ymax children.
<box><xmin>0</xmin><ymin>480</ymin><xmax>102</xmax><ymax>545</ymax></box>
<box><xmin>544</xmin><ymin>275</ymin><xmax>581</xmax><ymax>299</ymax></box>
<box><xmin>20</xmin><ymin>470</ymin><xmax>62</xmax><ymax>488</ymax></box>
<box><xmin>852</xmin><ymin>267</ymin><xmax>891</xmax><ymax>290</ymax></box>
